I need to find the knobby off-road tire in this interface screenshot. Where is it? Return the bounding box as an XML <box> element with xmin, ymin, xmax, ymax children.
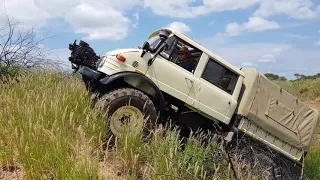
<box><xmin>94</xmin><ymin>88</ymin><xmax>157</xmax><ymax>139</ymax></box>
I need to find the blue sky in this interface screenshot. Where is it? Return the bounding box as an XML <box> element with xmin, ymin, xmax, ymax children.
<box><xmin>1</xmin><ymin>0</ymin><xmax>320</xmax><ymax>79</ymax></box>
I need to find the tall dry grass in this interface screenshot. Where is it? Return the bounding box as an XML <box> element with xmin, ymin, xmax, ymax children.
<box><xmin>0</xmin><ymin>72</ymin><xmax>107</xmax><ymax>179</ymax></box>
<box><xmin>275</xmin><ymin>79</ymin><xmax>320</xmax><ymax>101</ymax></box>
<box><xmin>1</xmin><ymin>72</ymin><xmax>240</xmax><ymax>179</ymax></box>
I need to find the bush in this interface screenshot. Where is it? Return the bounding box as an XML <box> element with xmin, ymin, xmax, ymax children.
<box><xmin>0</xmin><ymin>66</ymin><xmax>24</xmax><ymax>78</ymax></box>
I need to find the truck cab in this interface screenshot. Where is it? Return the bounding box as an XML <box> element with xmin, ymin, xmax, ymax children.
<box><xmin>95</xmin><ymin>28</ymin><xmax>244</xmax><ymax>125</ymax></box>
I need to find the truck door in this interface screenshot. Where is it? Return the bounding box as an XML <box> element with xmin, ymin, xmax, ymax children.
<box><xmin>146</xmin><ymin>54</ymin><xmax>195</xmax><ymax>103</ymax></box>
<box><xmin>145</xmin><ymin>36</ymin><xmax>201</xmax><ymax>104</ymax></box>
<box><xmin>188</xmin><ymin>54</ymin><xmax>239</xmax><ymax>124</ymax></box>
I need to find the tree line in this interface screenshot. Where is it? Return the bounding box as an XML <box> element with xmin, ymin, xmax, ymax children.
<box><xmin>264</xmin><ymin>73</ymin><xmax>320</xmax><ymax>81</ymax></box>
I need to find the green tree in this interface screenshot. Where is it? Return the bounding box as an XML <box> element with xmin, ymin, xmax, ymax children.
<box><xmin>294</xmin><ymin>73</ymin><xmax>305</xmax><ymax>80</ymax></box>
<box><xmin>264</xmin><ymin>73</ymin><xmax>287</xmax><ymax>81</ymax></box>
<box><xmin>264</xmin><ymin>73</ymin><xmax>279</xmax><ymax>80</ymax></box>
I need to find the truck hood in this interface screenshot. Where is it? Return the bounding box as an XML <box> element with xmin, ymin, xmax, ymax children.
<box><xmin>106</xmin><ymin>48</ymin><xmax>140</xmax><ymax>56</ymax></box>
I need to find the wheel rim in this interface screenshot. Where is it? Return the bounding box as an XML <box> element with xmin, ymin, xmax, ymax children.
<box><xmin>109</xmin><ymin>105</ymin><xmax>145</xmax><ymax>138</ymax></box>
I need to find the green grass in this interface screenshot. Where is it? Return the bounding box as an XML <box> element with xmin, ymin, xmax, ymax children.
<box><xmin>0</xmin><ymin>72</ymin><xmax>107</xmax><ymax>179</ymax></box>
<box><xmin>110</xmin><ymin>125</ymin><xmax>238</xmax><ymax>180</ymax></box>
<box><xmin>275</xmin><ymin>78</ymin><xmax>320</xmax><ymax>180</ymax></box>
<box><xmin>303</xmin><ymin>148</ymin><xmax>320</xmax><ymax>180</ymax></box>
<box><xmin>0</xmin><ymin>72</ymin><xmax>240</xmax><ymax>180</ymax></box>
<box><xmin>275</xmin><ymin>78</ymin><xmax>320</xmax><ymax>101</ymax></box>
<box><xmin>2</xmin><ymin>72</ymin><xmax>320</xmax><ymax>179</ymax></box>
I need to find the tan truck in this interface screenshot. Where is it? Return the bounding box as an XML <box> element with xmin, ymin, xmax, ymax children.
<box><xmin>68</xmin><ymin>28</ymin><xmax>319</xmax><ymax>179</ymax></box>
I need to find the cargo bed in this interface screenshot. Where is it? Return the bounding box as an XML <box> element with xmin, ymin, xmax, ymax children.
<box><xmin>236</xmin><ymin>68</ymin><xmax>319</xmax><ymax>151</ymax></box>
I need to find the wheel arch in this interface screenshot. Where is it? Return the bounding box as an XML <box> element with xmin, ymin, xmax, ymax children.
<box><xmin>99</xmin><ymin>72</ymin><xmax>165</xmax><ymax>110</ymax></box>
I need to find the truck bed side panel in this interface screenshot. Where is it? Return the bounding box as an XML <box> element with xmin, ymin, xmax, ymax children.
<box><xmin>236</xmin><ymin>68</ymin><xmax>319</xmax><ymax>149</ymax></box>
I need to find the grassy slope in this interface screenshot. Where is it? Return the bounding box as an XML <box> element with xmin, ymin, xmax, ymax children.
<box><xmin>0</xmin><ymin>72</ymin><xmax>107</xmax><ymax>179</ymax></box>
<box><xmin>275</xmin><ymin>79</ymin><xmax>320</xmax><ymax>180</ymax></box>
<box><xmin>1</xmin><ymin>72</ymin><xmax>319</xmax><ymax>179</ymax></box>
<box><xmin>0</xmin><ymin>72</ymin><xmax>238</xmax><ymax>180</ymax></box>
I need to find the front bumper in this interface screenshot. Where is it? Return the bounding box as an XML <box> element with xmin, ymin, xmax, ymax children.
<box><xmin>78</xmin><ymin>66</ymin><xmax>102</xmax><ymax>81</ymax></box>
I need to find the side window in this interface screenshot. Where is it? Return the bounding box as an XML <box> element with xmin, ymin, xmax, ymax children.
<box><xmin>202</xmin><ymin>58</ymin><xmax>239</xmax><ymax>95</ymax></box>
<box><xmin>159</xmin><ymin>36</ymin><xmax>202</xmax><ymax>74</ymax></box>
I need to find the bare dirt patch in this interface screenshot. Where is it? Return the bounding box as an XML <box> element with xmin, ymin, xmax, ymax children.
<box><xmin>306</xmin><ymin>100</ymin><xmax>320</xmax><ymax>110</ymax></box>
<box><xmin>0</xmin><ymin>165</ymin><xmax>24</xmax><ymax>180</ymax></box>
<box><xmin>98</xmin><ymin>154</ymin><xmax>128</xmax><ymax>180</ymax></box>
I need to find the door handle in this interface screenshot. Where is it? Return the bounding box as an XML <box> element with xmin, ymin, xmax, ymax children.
<box><xmin>185</xmin><ymin>77</ymin><xmax>194</xmax><ymax>84</ymax></box>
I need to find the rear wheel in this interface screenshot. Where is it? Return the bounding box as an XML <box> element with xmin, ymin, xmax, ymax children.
<box><xmin>94</xmin><ymin>88</ymin><xmax>157</xmax><ymax>138</ymax></box>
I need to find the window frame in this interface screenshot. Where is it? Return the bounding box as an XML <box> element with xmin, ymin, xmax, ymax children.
<box><xmin>200</xmin><ymin>57</ymin><xmax>239</xmax><ymax>95</ymax></box>
<box><xmin>158</xmin><ymin>35</ymin><xmax>203</xmax><ymax>74</ymax></box>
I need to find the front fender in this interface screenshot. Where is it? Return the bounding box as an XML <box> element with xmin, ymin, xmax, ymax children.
<box><xmin>99</xmin><ymin>72</ymin><xmax>165</xmax><ymax>109</ymax></box>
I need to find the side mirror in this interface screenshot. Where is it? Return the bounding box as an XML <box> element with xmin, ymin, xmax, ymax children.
<box><xmin>159</xmin><ymin>29</ymin><xmax>170</xmax><ymax>40</ymax></box>
<box><xmin>142</xmin><ymin>41</ymin><xmax>151</xmax><ymax>51</ymax></box>
<box><xmin>141</xmin><ymin>41</ymin><xmax>150</xmax><ymax>57</ymax></box>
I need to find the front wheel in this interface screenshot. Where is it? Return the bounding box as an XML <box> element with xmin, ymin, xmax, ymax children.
<box><xmin>94</xmin><ymin>88</ymin><xmax>157</xmax><ymax>138</ymax></box>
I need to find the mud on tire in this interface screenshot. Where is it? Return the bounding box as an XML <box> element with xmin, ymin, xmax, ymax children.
<box><xmin>94</xmin><ymin>88</ymin><xmax>157</xmax><ymax>138</ymax></box>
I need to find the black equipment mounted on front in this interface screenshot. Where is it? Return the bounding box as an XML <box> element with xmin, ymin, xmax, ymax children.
<box><xmin>68</xmin><ymin>40</ymin><xmax>100</xmax><ymax>71</ymax></box>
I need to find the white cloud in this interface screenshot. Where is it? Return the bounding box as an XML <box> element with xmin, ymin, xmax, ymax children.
<box><xmin>1</xmin><ymin>0</ymin><xmax>319</xmax><ymax>41</ymax></box>
<box><xmin>254</xmin><ymin>0</ymin><xmax>319</xmax><ymax>20</ymax></box>
<box><xmin>225</xmin><ymin>23</ymin><xmax>242</xmax><ymax>36</ymax></box>
<box><xmin>201</xmin><ymin>40</ymin><xmax>292</xmax><ymax>65</ymax></box>
<box><xmin>166</xmin><ymin>22</ymin><xmax>191</xmax><ymax>33</ymax></box>
<box><xmin>316</xmin><ymin>41</ymin><xmax>320</xmax><ymax>46</ymax></box>
<box><xmin>200</xmin><ymin>39</ymin><xmax>320</xmax><ymax>79</ymax></box>
<box><xmin>242</xmin><ymin>61</ymin><xmax>257</xmax><ymax>67</ymax></box>
<box><xmin>99</xmin><ymin>0</ymin><xmax>143</xmax><ymax>10</ymax></box>
<box><xmin>143</xmin><ymin>0</ymin><xmax>209</xmax><ymax>18</ymax></box>
<box><xmin>65</xmin><ymin>3</ymin><xmax>130</xmax><ymax>41</ymax></box>
<box><xmin>285</xmin><ymin>33</ymin><xmax>311</xmax><ymax>40</ymax></box>
<box><xmin>34</xmin><ymin>0</ymin><xmax>80</xmax><ymax>17</ymax></box>
<box><xmin>143</xmin><ymin>0</ymin><xmax>260</xmax><ymax>18</ymax></box>
<box><xmin>226</xmin><ymin>17</ymin><xmax>280</xmax><ymax>36</ymax></box>
<box><xmin>258</xmin><ymin>45</ymin><xmax>292</xmax><ymax>62</ymax></box>
<box><xmin>258</xmin><ymin>54</ymin><xmax>276</xmax><ymax>62</ymax></box>
<box><xmin>132</xmin><ymin>12</ymin><xmax>140</xmax><ymax>28</ymax></box>
<box><xmin>0</xmin><ymin>0</ymin><xmax>51</xmax><ymax>29</ymax></box>
<box><xmin>143</xmin><ymin>0</ymin><xmax>319</xmax><ymax>19</ymax></box>
<box><xmin>206</xmin><ymin>33</ymin><xmax>229</xmax><ymax>45</ymax></box>
<box><xmin>272</xmin><ymin>46</ymin><xmax>291</xmax><ymax>53</ymax></box>
<box><xmin>1</xmin><ymin>0</ymin><xmax>141</xmax><ymax>41</ymax></box>
<box><xmin>203</xmin><ymin>0</ymin><xmax>260</xmax><ymax>12</ymax></box>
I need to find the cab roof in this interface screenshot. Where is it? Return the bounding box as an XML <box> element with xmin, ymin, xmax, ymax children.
<box><xmin>149</xmin><ymin>28</ymin><xmax>245</xmax><ymax>77</ymax></box>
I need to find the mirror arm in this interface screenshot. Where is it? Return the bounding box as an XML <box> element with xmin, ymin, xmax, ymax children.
<box><xmin>141</xmin><ymin>49</ymin><xmax>147</xmax><ymax>57</ymax></box>
<box><xmin>148</xmin><ymin>45</ymin><xmax>165</xmax><ymax>66</ymax></box>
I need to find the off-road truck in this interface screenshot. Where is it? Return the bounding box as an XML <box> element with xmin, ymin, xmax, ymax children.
<box><xmin>68</xmin><ymin>28</ymin><xmax>319</xmax><ymax>179</ymax></box>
